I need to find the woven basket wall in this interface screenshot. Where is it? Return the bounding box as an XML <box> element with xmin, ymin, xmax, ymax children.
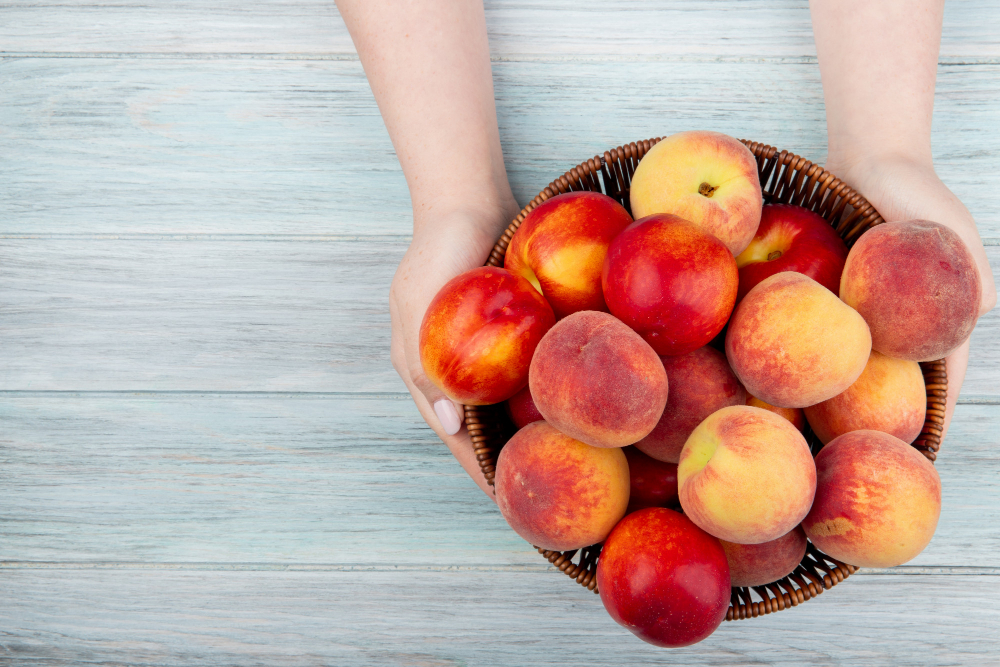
<box><xmin>465</xmin><ymin>138</ymin><xmax>948</xmax><ymax>621</ymax></box>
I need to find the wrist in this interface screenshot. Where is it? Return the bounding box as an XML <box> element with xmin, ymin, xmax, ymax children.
<box><xmin>411</xmin><ymin>186</ymin><xmax>520</xmax><ymax>244</ymax></box>
<box><xmin>825</xmin><ymin>147</ymin><xmax>935</xmax><ymax>189</ymax></box>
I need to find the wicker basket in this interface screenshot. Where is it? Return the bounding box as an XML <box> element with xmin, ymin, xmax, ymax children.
<box><xmin>465</xmin><ymin>138</ymin><xmax>948</xmax><ymax>621</ymax></box>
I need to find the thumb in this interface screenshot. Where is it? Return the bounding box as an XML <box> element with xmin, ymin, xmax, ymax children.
<box><xmin>410</xmin><ymin>358</ymin><xmax>465</xmax><ymax>437</ymax></box>
<box><xmin>389</xmin><ymin>291</ymin><xmax>466</xmax><ymax>437</ymax></box>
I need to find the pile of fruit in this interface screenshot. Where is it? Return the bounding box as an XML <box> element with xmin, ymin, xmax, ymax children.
<box><xmin>418</xmin><ymin>131</ymin><xmax>983</xmax><ymax>648</ymax></box>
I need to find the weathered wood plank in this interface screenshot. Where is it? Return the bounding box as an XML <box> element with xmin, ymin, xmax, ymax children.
<box><xmin>1</xmin><ymin>240</ymin><xmax>997</xmax><ymax>395</ymax></box>
<box><xmin>2</xmin><ymin>59</ymin><xmax>999</xmax><ymax>237</ymax></box>
<box><xmin>1</xmin><ymin>569</ymin><xmax>998</xmax><ymax>665</ymax></box>
<box><xmin>0</xmin><ymin>239</ymin><xmax>405</xmax><ymax>392</ymax></box>
<box><xmin>0</xmin><ymin>397</ymin><xmax>996</xmax><ymax>567</ymax></box>
<box><xmin>0</xmin><ymin>0</ymin><xmax>996</xmax><ymax>58</ymax></box>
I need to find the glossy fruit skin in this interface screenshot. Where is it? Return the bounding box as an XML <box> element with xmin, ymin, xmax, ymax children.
<box><xmin>735</xmin><ymin>204</ymin><xmax>848</xmax><ymax>303</ymax></box>
<box><xmin>622</xmin><ymin>446</ymin><xmax>679</xmax><ymax>514</ymax></box>
<box><xmin>597</xmin><ymin>508</ymin><xmax>731</xmax><ymax>648</ymax></box>
<box><xmin>419</xmin><ymin>266</ymin><xmax>556</xmax><ymax>405</ymax></box>
<box><xmin>506</xmin><ymin>384</ymin><xmax>544</xmax><ymax>429</ymax></box>
<box><xmin>602</xmin><ymin>214</ymin><xmax>739</xmax><ymax>357</ymax></box>
<box><xmin>504</xmin><ymin>191</ymin><xmax>633</xmax><ymax>319</ymax></box>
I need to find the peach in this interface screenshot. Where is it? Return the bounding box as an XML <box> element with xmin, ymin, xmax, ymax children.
<box><xmin>419</xmin><ymin>266</ymin><xmax>555</xmax><ymax>405</ymax></box>
<box><xmin>629</xmin><ymin>131</ymin><xmax>763</xmax><ymax>255</ymax></box>
<box><xmin>602</xmin><ymin>214</ymin><xmax>739</xmax><ymax>356</ymax></box>
<box><xmin>598</xmin><ymin>508</ymin><xmax>730</xmax><ymax>648</ymax></box>
<box><xmin>635</xmin><ymin>346</ymin><xmax>746</xmax><ymax>464</ymax></box>
<box><xmin>803</xmin><ymin>430</ymin><xmax>941</xmax><ymax>568</ymax></box>
<box><xmin>505</xmin><ymin>191</ymin><xmax>633</xmax><ymax>319</ymax></box>
<box><xmin>678</xmin><ymin>405</ymin><xmax>816</xmax><ymax>544</ymax></box>
<box><xmin>529</xmin><ymin>311</ymin><xmax>669</xmax><ymax>448</ymax></box>
<box><xmin>494</xmin><ymin>421</ymin><xmax>629</xmax><ymax>551</ymax></box>
<box><xmin>720</xmin><ymin>526</ymin><xmax>807</xmax><ymax>587</ymax></box>
<box><xmin>623</xmin><ymin>446</ymin><xmax>679</xmax><ymax>514</ymax></box>
<box><xmin>840</xmin><ymin>220</ymin><xmax>982</xmax><ymax>361</ymax></box>
<box><xmin>804</xmin><ymin>351</ymin><xmax>926</xmax><ymax>445</ymax></box>
<box><xmin>725</xmin><ymin>272</ymin><xmax>871</xmax><ymax>408</ymax></box>
<box><xmin>506</xmin><ymin>384</ymin><xmax>543</xmax><ymax>430</ymax></box>
<box><xmin>745</xmin><ymin>393</ymin><xmax>805</xmax><ymax>432</ymax></box>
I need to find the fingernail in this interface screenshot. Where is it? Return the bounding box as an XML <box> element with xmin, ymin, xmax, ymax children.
<box><xmin>434</xmin><ymin>399</ymin><xmax>462</xmax><ymax>436</ymax></box>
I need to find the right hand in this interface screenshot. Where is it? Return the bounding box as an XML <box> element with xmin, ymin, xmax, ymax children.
<box><xmin>389</xmin><ymin>204</ymin><xmax>520</xmax><ymax>499</ymax></box>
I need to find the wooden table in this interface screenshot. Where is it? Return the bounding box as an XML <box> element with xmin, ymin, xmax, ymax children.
<box><xmin>2</xmin><ymin>2</ymin><xmax>999</xmax><ymax>664</ymax></box>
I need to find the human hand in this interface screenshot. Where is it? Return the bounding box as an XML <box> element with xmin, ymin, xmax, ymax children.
<box><xmin>390</xmin><ymin>203</ymin><xmax>520</xmax><ymax>499</ymax></box>
<box><xmin>825</xmin><ymin>154</ymin><xmax>997</xmax><ymax>440</ymax></box>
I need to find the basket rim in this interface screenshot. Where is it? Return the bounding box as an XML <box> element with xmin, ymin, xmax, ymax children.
<box><xmin>465</xmin><ymin>137</ymin><xmax>948</xmax><ymax>622</ymax></box>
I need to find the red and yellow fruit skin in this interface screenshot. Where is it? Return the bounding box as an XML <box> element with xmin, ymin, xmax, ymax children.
<box><xmin>419</xmin><ymin>266</ymin><xmax>556</xmax><ymax>405</ymax></box>
<box><xmin>725</xmin><ymin>271</ymin><xmax>871</xmax><ymax>408</ymax></box>
<box><xmin>678</xmin><ymin>405</ymin><xmax>816</xmax><ymax>545</ymax></box>
<box><xmin>735</xmin><ymin>203</ymin><xmax>848</xmax><ymax>303</ymax></box>
<box><xmin>623</xmin><ymin>446</ymin><xmax>679</xmax><ymax>514</ymax></box>
<box><xmin>629</xmin><ymin>130</ymin><xmax>763</xmax><ymax>256</ymax></box>
<box><xmin>803</xmin><ymin>430</ymin><xmax>941</xmax><ymax>568</ymax></box>
<box><xmin>804</xmin><ymin>350</ymin><xmax>926</xmax><ymax>445</ymax></box>
<box><xmin>494</xmin><ymin>421</ymin><xmax>629</xmax><ymax>552</ymax></box>
<box><xmin>635</xmin><ymin>346</ymin><xmax>746</xmax><ymax>464</ymax></box>
<box><xmin>529</xmin><ymin>311</ymin><xmax>669</xmax><ymax>448</ymax></box>
<box><xmin>506</xmin><ymin>383</ymin><xmax>544</xmax><ymax>430</ymax></box>
<box><xmin>719</xmin><ymin>526</ymin><xmax>808</xmax><ymax>588</ymax></box>
<box><xmin>603</xmin><ymin>214</ymin><xmax>739</xmax><ymax>357</ymax></box>
<box><xmin>745</xmin><ymin>393</ymin><xmax>805</xmax><ymax>432</ymax></box>
<box><xmin>840</xmin><ymin>219</ymin><xmax>982</xmax><ymax>361</ymax></box>
<box><xmin>597</xmin><ymin>508</ymin><xmax>731</xmax><ymax>648</ymax></box>
<box><xmin>505</xmin><ymin>191</ymin><xmax>633</xmax><ymax>319</ymax></box>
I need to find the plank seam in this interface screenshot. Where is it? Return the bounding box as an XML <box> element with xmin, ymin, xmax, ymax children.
<box><xmin>2</xmin><ymin>561</ymin><xmax>997</xmax><ymax>575</ymax></box>
<box><xmin>2</xmin><ymin>52</ymin><xmax>1000</xmax><ymax>65</ymax></box>
<box><xmin>0</xmin><ymin>234</ymin><xmax>414</xmax><ymax>242</ymax></box>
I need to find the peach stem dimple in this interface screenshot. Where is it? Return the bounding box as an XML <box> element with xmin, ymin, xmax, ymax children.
<box><xmin>768</xmin><ymin>251</ymin><xmax>782</xmax><ymax>261</ymax></box>
<box><xmin>698</xmin><ymin>182</ymin><xmax>718</xmax><ymax>198</ymax></box>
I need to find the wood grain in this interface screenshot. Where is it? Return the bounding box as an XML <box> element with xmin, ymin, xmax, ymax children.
<box><xmin>1</xmin><ymin>396</ymin><xmax>997</xmax><ymax>567</ymax></box>
<box><xmin>2</xmin><ymin>240</ymin><xmax>997</xmax><ymax>395</ymax></box>
<box><xmin>2</xmin><ymin>58</ymin><xmax>999</xmax><ymax>237</ymax></box>
<box><xmin>0</xmin><ymin>0</ymin><xmax>996</xmax><ymax>58</ymax></box>
<box><xmin>1</xmin><ymin>569</ymin><xmax>998</xmax><ymax>666</ymax></box>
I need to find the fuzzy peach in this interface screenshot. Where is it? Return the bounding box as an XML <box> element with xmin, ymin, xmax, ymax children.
<box><xmin>629</xmin><ymin>131</ymin><xmax>763</xmax><ymax>255</ymax></box>
<box><xmin>804</xmin><ymin>351</ymin><xmax>926</xmax><ymax>445</ymax></box>
<box><xmin>678</xmin><ymin>405</ymin><xmax>816</xmax><ymax>544</ymax></box>
<box><xmin>803</xmin><ymin>430</ymin><xmax>941</xmax><ymax>568</ymax></box>
<box><xmin>494</xmin><ymin>421</ymin><xmax>629</xmax><ymax>551</ymax></box>
<box><xmin>419</xmin><ymin>266</ymin><xmax>556</xmax><ymax>405</ymax></box>
<box><xmin>840</xmin><ymin>220</ymin><xmax>982</xmax><ymax>361</ymax></box>
<box><xmin>505</xmin><ymin>191</ymin><xmax>633</xmax><ymax>319</ymax></box>
<box><xmin>529</xmin><ymin>311</ymin><xmax>669</xmax><ymax>448</ymax></box>
<box><xmin>720</xmin><ymin>526</ymin><xmax>807</xmax><ymax>587</ymax></box>
<box><xmin>725</xmin><ymin>272</ymin><xmax>871</xmax><ymax>408</ymax></box>
<box><xmin>635</xmin><ymin>346</ymin><xmax>746</xmax><ymax>464</ymax></box>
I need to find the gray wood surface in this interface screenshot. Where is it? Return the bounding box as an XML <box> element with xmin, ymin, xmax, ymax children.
<box><xmin>1</xmin><ymin>398</ymin><xmax>997</xmax><ymax>568</ymax></box>
<box><xmin>2</xmin><ymin>570</ymin><xmax>1000</xmax><ymax>666</ymax></box>
<box><xmin>2</xmin><ymin>58</ymin><xmax>999</xmax><ymax>237</ymax></box>
<box><xmin>2</xmin><ymin>0</ymin><xmax>999</xmax><ymax>664</ymax></box>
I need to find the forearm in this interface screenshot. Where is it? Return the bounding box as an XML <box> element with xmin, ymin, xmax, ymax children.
<box><xmin>337</xmin><ymin>0</ymin><xmax>518</xmax><ymax>233</ymax></box>
<box><xmin>812</xmin><ymin>0</ymin><xmax>942</xmax><ymax>170</ymax></box>
<box><xmin>812</xmin><ymin>0</ymin><xmax>995</xmax><ymax>316</ymax></box>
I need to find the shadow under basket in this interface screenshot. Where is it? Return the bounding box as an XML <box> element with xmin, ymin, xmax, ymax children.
<box><xmin>465</xmin><ymin>138</ymin><xmax>948</xmax><ymax>622</ymax></box>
